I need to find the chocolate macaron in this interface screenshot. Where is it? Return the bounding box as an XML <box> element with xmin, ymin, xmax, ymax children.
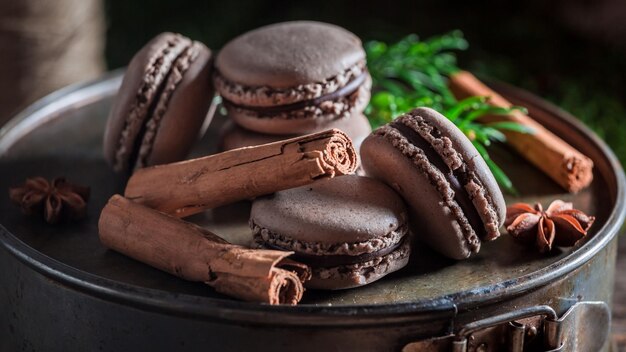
<box><xmin>214</xmin><ymin>21</ymin><xmax>371</xmax><ymax>135</ymax></box>
<box><xmin>104</xmin><ymin>32</ymin><xmax>214</xmax><ymax>173</ymax></box>
<box><xmin>219</xmin><ymin>113</ymin><xmax>372</xmax><ymax>152</ymax></box>
<box><xmin>250</xmin><ymin>175</ymin><xmax>410</xmax><ymax>290</ymax></box>
<box><xmin>360</xmin><ymin>107</ymin><xmax>506</xmax><ymax>260</ymax></box>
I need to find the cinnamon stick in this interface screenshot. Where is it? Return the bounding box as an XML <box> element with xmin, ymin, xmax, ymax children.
<box><xmin>98</xmin><ymin>195</ymin><xmax>310</xmax><ymax>305</ymax></box>
<box><xmin>125</xmin><ymin>128</ymin><xmax>357</xmax><ymax>217</ymax></box>
<box><xmin>449</xmin><ymin>70</ymin><xmax>593</xmax><ymax>193</ymax></box>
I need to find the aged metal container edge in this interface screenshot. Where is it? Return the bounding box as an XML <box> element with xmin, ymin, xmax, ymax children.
<box><xmin>0</xmin><ymin>73</ymin><xmax>624</xmax><ymax>327</ymax></box>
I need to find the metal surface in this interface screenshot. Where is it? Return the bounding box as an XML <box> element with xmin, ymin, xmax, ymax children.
<box><xmin>545</xmin><ymin>301</ymin><xmax>611</xmax><ymax>351</ymax></box>
<box><xmin>456</xmin><ymin>305</ymin><xmax>557</xmax><ymax>339</ymax></box>
<box><xmin>508</xmin><ymin>322</ymin><xmax>526</xmax><ymax>352</ymax></box>
<box><xmin>0</xmin><ymin>72</ymin><xmax>624</xmax><ymax>351</ymax></box>
<box><xmin>403</xmin><ymin>301</ymin><xmax>609</xmax><ymax>351</ymax></box>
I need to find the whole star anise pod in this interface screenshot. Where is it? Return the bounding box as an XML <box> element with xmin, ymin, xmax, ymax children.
<box><xmin>505</xmin><ymin>200</ymin><xmax>595</xmax><ymax>253</ymax></box>
<box><xmin>9</xmin><ymin>177</ymin><xmax>90</xmax><ymax>224</ymax></box>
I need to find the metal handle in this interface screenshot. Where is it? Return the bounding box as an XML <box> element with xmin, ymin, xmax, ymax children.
<box><xmin>402</xmin><ymin>301</ymin><xmax>610</xmax><ymax>352</ymax></box>
<box><xmin>453</xmin><ymin>305</ymin><xmax>557</xmax><ymax>352</ymax></box>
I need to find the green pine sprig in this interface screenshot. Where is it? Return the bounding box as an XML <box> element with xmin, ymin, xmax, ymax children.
<box><xmin>365</xmin><ymin>31</ymin><xmax>532</xmax><ymax>194</ymax></box>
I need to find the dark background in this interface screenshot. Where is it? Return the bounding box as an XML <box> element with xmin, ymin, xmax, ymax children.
<box><xmin>105</xmin><ymin>0</ymin><xmax>626</xmax><ymax>163</ymax></box>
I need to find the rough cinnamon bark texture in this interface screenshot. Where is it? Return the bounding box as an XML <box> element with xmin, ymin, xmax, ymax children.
<box><xmin>98</xmin><ymin>195</ymin><xmax>310</xmax><ymax>305</ymax></box>
<box><xmin>449</xmin><ymin>71</ymin><xmax>593</xmax><ymax>193</ymax></box>
<box><xmin>124</xmin><ymin>129</ymin><xmax>357</xmax><ymax>217</ymax></box>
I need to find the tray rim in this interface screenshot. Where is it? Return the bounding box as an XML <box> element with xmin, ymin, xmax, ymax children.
<box><xmin>0</xmin><ymin>72</ymin><xmax>624</xmax><ymax>325</ymax></box>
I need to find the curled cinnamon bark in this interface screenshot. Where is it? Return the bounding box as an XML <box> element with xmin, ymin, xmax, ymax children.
<box><xmin>449</xmin><ymin>71</ymin><xmax>593</xmax><ymax>193</ymax></box>
<box><xmin>98</xmin><ymin>195</ymin><xmax>310</xmax><ymax>305</ymax></box>
<box><xmin>125</xmin><ymin>129</ymin><xmax>357</xmax><ymax>217</ymax></box>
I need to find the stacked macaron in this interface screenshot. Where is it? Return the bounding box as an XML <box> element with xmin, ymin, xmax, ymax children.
<box><xmin>214</xmin><ymin>21</ymin><xmax>372</xmax><ymax>152</ymax></box>
<box><xmin>250</xmin><ymin>175</ymin><xmax>410</xmax><ymax>290</ymax></box>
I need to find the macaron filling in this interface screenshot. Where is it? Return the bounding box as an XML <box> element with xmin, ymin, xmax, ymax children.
<box><xmin>251</xmin><ymin>221</ymin><xmax>409</xmax><ymax>268</ymax></box>
<box><xmin>266</xmin><ymin>238</ymin><xmax>406</xmax><ymax>268</ymax></box>
<box><xmin>112</xmin><ymin>35</ymin><xmax>191</xmax><ymax>171</ymax></box>
<box><xmin>313</xmin><ymin>240</ymin><xmax>411</xmax><ymax>288</ymax></box>
<box><xmin>251</xmin><ymin>221</ymin><xmax>408</xmax><ymax>254</ymax></box>
<box><xmin>389</xmin><ymin>121</ymin><xmax>487</xmax><ymax>239</ymax></box>
<box><xmin>215</xmin><ymin>60</ymin><xmax>367</xmax><ymax>107</ymax></box>
<box><xmin>221</xmin><ymin>72</ymin><xmax>368</xmax><ymax>115</ymax></box>
<box><xmin>134</xmin><ymin>43</ymin><xmax>201</xmax><ymax>169</ymax></box>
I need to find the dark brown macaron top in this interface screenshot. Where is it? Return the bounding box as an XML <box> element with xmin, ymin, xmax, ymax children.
<box><xmin>360</xmin><ymin>107</ymin><xmax>506</xmax><ymax>260</ymax></box>
<box><xmin>103</xmin><ymin>32</ymin><xmax>214</xmax><ymax>173</ymax></box>
<box><xmin>216</xmin><ymin>21</ymin><xmax>364</xmax><ymax>89</ymax></box>
<box><xmin>214</xmin><ymin>21</ymin><xmax>371</xmax><ymax>135</ymax></box>
<box><xmin>250</xmin><ymin>175</ymin><xmax>410</xmax><ymax>290</ymax></box>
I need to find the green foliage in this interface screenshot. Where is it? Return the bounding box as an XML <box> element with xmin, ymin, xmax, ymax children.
<box><xmin>365</xmin><ymin>31</ymin><xmax>531</xmax><ymax>194</ymax></box>
<box><xmin>366</xmin><ymin>31</ymin><xmax>466</xmax><ymax>117</ymax></box>
<box><xmin>555</xmin><ymin>81</ymin><xmax>626</xmax><ymax>166</ymax></box>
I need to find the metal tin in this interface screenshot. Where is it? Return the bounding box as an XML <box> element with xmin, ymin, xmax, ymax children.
<box><xmin>0</xmin><ymin>72</ymin><xmax>624</xmax><ymax>351</ymax></box>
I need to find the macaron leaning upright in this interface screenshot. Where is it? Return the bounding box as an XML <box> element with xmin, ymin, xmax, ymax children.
<box><xmin>103</xmin><ymin>32</ymin><xmax>215</xmax><ymax>173</ymax></box>
<box><xmin>250</xmin><ymin>175</ymin><xmax>410</xmax><ymax>290</ymax></box>
<box><xmin>360</xmin><ymin>107</ymin><xmax>506</xmax><ymax>260</ymax></box>
<box><xmin>214</xmin><ymin>21</ymin><xmax>372</xmax><ymax>135</ymax></box>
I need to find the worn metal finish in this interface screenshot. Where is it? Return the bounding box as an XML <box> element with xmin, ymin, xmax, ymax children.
<box><xmin>545</xmin><ymin>301</ymin><xmax>611</xmax><ymax>351</ymax></box>
<box><xmin>404</xmin><ymin>301</ymin><xmax>610</xmax><ymax>351</ymax></box>
<box><xmin>456</xmin><ymin>305</ymin><xmax>557</xmax><ymax>340</ymax></box>
<box><xmin>0</xmin><ymin>72</ymin><xmax>624</xmax><ymax>351</ymax></box>
<box><xmin>508</xmin><ymin>322</ymin><xmax>526</xmax><ymax>352</ymax></box>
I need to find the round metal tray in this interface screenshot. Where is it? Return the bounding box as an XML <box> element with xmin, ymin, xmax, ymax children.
<box><xmin>0</xmin><ymin>71</ymin><xmax>624</xmax><ymax>351</ymax></box>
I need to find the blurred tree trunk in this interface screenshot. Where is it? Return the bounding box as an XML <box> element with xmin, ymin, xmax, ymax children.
<box><xmin>0</xmin><ymin>0</ymin><xmax>105</xmax><ymax>126</ymax></box>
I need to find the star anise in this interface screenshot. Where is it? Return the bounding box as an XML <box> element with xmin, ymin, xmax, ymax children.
<box><xmin>9</xmin><ymin>177</ymin><xmax>90</xmax><ymax>224</ymax></box>
<box><xmin>505</xmin><ymin>200</ymin><xmax>595</xmax><ymax>253</ymax></box>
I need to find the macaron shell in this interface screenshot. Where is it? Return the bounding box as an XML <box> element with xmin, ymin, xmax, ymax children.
<box><xmin>219</xmin><ymin>113</ymin><xmax>372</xmax><ymax>152</ymax></box>
<box><xmin>409</xmin><ymin>107</ymin><xmax>506</xmax><ymax>236</ymax></box>
<box><xmin>143</xmin><ymin>42</ymin><xmax>214</xmax><ymax>166</ymax></box>
<box><xmin>103</xmin><ymin>32</ymin><xmax>189</xmax><ymax>171</ymax></box>
<box><xmin>216</xmin><ymin>21</ymin><xmax>364</xmax><ymax>88</ymax></box>
<box><xmin>227</xmin><ymin>75</ymin><xmax>371</xmax><ymax>135</ymax></box>
<box><xmin>360</xmin><ymin>133</ymin><xmax>474</xmax><ymax>259</ymax></box>
<box><xmin>250</xmin><ymin>175</ymin><xmax>407</xmax><ymax>245</ymax></box>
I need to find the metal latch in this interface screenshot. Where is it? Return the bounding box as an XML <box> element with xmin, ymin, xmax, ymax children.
<box><xmin>403</xmin><ymin>301</ymin><xmax>610</xmax><ymax>352</ymax></box>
